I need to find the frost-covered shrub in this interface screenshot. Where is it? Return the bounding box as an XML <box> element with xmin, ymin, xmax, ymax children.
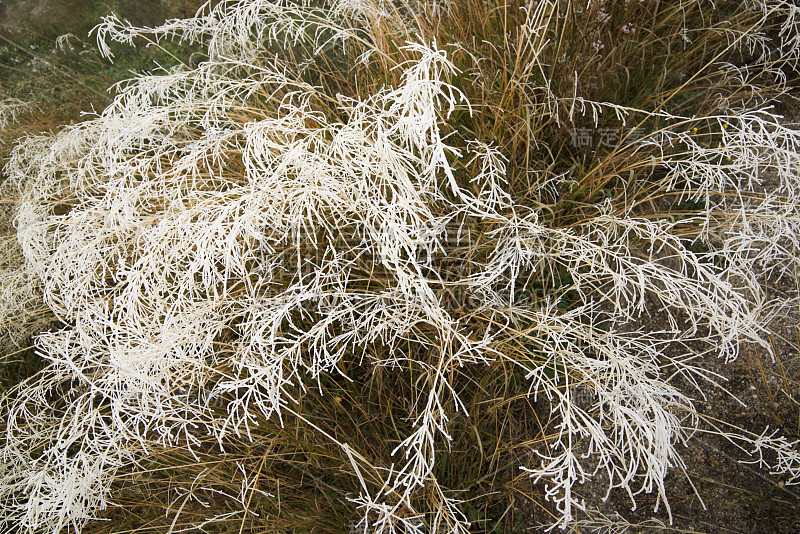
<box><xmin>1</xmin><ymin>0</ymin><xmax>799</xmax><ymax>532</ymax></box>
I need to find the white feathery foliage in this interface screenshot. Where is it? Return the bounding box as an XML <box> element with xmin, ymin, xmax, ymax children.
<box><xmin>744</xmin><ymin>428</ymin><xmax>800</xmax><ymax>486</ymax></box>
<box><xmin>0</xmin><ymin>0</ymin><xmax>798</xmax><ymax>532</ymax></box>
<box><xmin>638</xmin><ymin>107</ymin><xmax>800</xmax><ymax>290</ymax></box>
<box><xmin>0</xmin><ymin>98</ymin><xmax>31</xmax><ymax>133</ymax></box>
<box><xmin>0</xmin><ymin>165</ymin><xmax>44</xmax><ymax>347</ymax></box>
<box><xmin>645</xmin><ymin>110</ymin><xmax>800</xmax><ymax>198</ymax></box>
<box><xmin>740</xmin><ymin>0</ymin><xmax>800</xmax><ymax>70</ymax></box>
<box><xmin>551</xmin><ymin>512</ymin><xmax>666</xmax><ymax>533</ymax></box>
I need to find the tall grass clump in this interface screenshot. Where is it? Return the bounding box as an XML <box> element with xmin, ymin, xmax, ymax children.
<box><xmin>0</xmin><ymin>0</ymin><xmax>209</xmax><ymax>392</ymax></box>
<box><xmin>1</xmin><ymin>0</ymin><xmax>800</xmax><ymax>531</ymax></box>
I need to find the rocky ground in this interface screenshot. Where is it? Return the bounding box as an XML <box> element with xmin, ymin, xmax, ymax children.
<box><xmin>596</xmin><ymin>306</ymin><xmax>800</xmax><ymax>533</ymax></box>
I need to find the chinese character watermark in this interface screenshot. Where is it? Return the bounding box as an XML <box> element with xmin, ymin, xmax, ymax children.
<box><xmin>570</xmin><ymin>384</ymin><xmax>595</xmax><ymax>407</ymax></box>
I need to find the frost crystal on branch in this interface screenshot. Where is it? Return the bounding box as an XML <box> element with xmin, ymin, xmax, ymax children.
<box><xmin>1</xmin><ymin>0</ymin><xmax>800</xmax><ymax>532</ymax></box>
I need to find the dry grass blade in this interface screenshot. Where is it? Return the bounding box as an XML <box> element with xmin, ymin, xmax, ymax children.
<box><xmin>0</xmin><ymin>0</ymin><xmax>799</xmax><ymax>532</ymax></box>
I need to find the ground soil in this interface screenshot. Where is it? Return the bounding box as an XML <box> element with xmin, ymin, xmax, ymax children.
<box><xmin>577</xmin><ymin>181</ymin><xmax>800</xmax><ymax>530</ymax></box>
<box><xmin>0</xmin><ymin>0</ymin><xmax>193</xmax><ymax>38</ymax></box>
<box><xmin>1</xmin><ymin>2</ymin><xmax>799</xmax><ymax>533</ymax></box>
<box><xmin>591</xmin><ymin>303</ymin><xmax>800</xmax><ymax>533</ymax></box>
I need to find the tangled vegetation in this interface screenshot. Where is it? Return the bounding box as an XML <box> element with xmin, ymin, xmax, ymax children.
<box><xmin>1</xmin><ymin>0</ymin><xmax>800</xmax><ymax>532</ymax></box>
